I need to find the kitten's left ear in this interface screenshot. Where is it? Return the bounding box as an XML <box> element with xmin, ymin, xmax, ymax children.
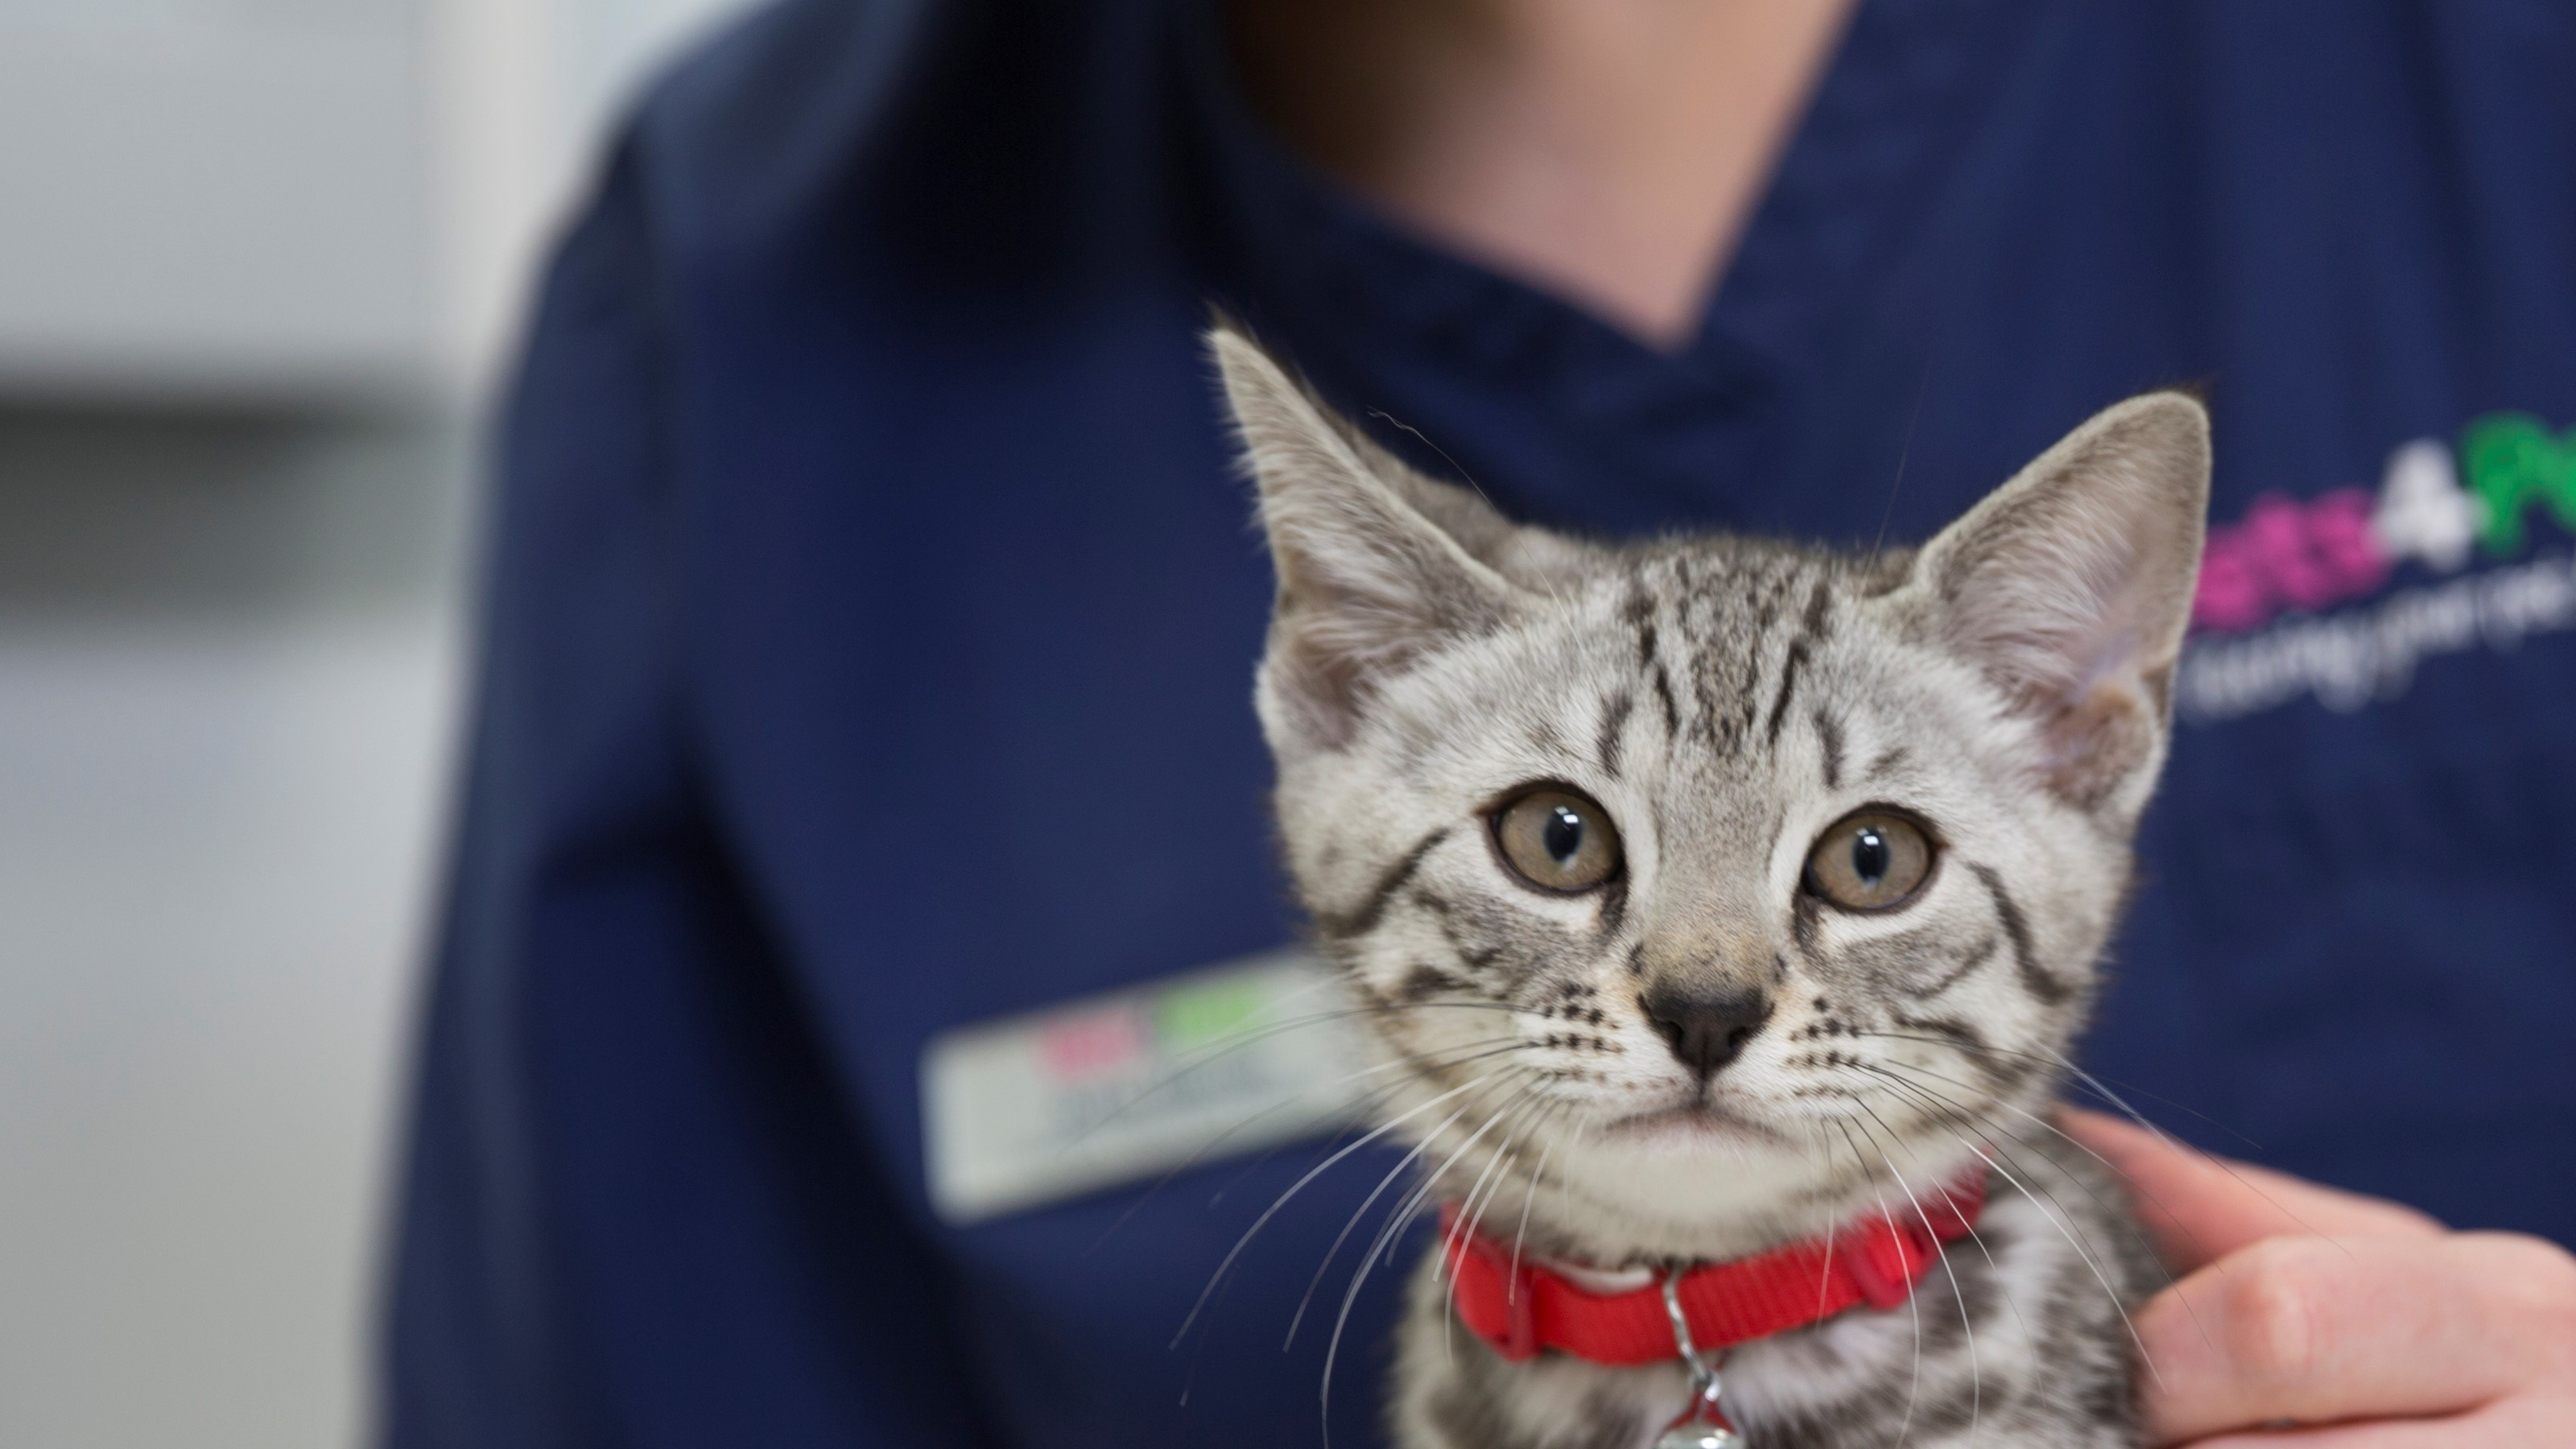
<box><xmin>1899</xmin><ymin>393</ymin><xmax>2211</xmax><ymax>811</ymax></box>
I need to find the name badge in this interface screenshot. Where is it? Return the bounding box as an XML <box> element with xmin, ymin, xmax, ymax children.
<box><xmin>921</xmin><ymin>947</ymin><xmax>1376</xmax><ymax>1224</ymax></box>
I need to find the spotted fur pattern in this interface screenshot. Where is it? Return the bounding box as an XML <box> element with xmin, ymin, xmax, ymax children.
<box><xmin>1213</xmin><ymin>326</ymin><xmax>2210</xmax><ymax>1449</ymax></box>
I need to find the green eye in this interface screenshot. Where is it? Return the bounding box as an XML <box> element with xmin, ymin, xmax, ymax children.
<box><xmin>1492</xmin><ymin>787</ymin><xmax>1622</xmax><ymax>893</ymax></box>
<box><xmin>1803</xmin><ymin>810</ymin><xmax>1935</xmax><ymax>911</ymax></box>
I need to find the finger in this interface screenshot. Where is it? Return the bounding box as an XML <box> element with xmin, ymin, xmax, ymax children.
<box><xmin>2137</xmin><ymin>1232</ymin><xmax>2576</xmax><ymax>1445</ymax></box>
<box><xmin>2060</xmin><ymin>1108</ymin><xmax>2442</xmax><ymax>1270</ymax></box>
<box><xmin>2181</xmin><ymin>1396</ymin><xmax>2576</xmax><ymax>1447</ymax></box>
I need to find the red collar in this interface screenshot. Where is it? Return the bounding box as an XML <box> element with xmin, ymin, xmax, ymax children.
<box><xmin>1441</xmin><ymin>1172</ymin><xmax>1987</xmax><ymax>1367</ymax></box>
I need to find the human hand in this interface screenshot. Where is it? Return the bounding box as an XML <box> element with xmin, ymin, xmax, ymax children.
<box><xmin>2060</xmin><ymin>1108</ymin><xmax>2576</xmax><ymax>1445</ymax></box>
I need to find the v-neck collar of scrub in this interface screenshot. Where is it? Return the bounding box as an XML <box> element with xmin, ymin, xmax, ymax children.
<box><xmin>1177</xmin><ymin>0</ymin><xmax>2033</xmax><ymax>530</ymax></box>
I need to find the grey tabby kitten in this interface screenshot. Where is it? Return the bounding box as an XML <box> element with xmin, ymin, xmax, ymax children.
<box><xmin>1211</xmin><ymin>326</ymin><xmax>2207</xmax><ymax>1449</ymax></box>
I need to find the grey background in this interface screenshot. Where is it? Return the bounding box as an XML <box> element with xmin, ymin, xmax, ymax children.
<box><xmin>0</xmin><ymin>408</ymin><xmax>469</xmax><ymax>1448</ymax></box>
<box><xmin>0</xmin><ymin>0</ymin><xmax>750</xmax><ymax>1443</ymax></box>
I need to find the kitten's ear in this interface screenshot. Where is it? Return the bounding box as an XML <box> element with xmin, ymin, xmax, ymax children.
<box><xmin>1902</xmin><ymin>393</ymin><xmax>2211</xmax><ymax>811</ymax></box>
<box><xmin>1208</xmin><ymin>324</ymin><xmax>1535</xmax><ymax>755</ymax></box>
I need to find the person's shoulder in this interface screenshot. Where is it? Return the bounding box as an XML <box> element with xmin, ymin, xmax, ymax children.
<box><xmin>613</xmin><ymin>0</ymin><xmax>935</xmax><ymax>258</ymax></box>
<box><xmin>608</xmin><ymin>0</ymin><xmax>1165</xmax><ymax>299</ymax></box>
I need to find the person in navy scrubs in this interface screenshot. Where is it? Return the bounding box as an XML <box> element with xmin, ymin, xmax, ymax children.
<box><xmin>382</xmin><ymin>1</ymin><xmax>2576</xmax><ymax>1444</ymax></box>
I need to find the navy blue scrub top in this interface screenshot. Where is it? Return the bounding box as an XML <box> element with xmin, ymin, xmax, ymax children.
<box><xmin>384</xmin><ymin>2</ymin><xmax>2576</xmax><ymax>1445</ymax></box>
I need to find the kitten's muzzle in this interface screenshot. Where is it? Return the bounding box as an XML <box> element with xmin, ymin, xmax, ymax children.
<box><xmin>1641</xmin><ymin>985</ymin><xmax>1773</xmax><ymax>1081</ymax></box>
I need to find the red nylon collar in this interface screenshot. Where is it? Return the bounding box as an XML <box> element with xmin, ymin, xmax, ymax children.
<box><xmin>1441</xmin><ymin>1172</ymin><xmax>1987</xmax><ymax>1367</ymax></box>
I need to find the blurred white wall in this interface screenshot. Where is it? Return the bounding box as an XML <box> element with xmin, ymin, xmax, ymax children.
<box><xmin>0</xmin><ymin>2</ymin><xmax>756</xmax><ymax>1445</ymax></box>
<box><xmin>0</xmin><ymin>0</ymin><xmax>432</xmax><ymax>403</ymax></box>
<box><xmin>0</xmin><ymin>0</ymin><xmax>751</xmax><ymax>405</ymax></box>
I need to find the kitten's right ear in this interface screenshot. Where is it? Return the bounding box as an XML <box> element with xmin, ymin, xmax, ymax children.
<box><xmin>1209</xmin><ymin>324</ymin><xmax>1525</xmax><ymax>755</ymax></box>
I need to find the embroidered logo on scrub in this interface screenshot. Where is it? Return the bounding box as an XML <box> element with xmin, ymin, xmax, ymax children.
<box><xmin>2177</xmin><ymin>413</ymin><xmax>2576</xmax><ymax>722</ymax></box>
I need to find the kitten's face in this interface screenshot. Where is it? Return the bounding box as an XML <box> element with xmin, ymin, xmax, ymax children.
<box><xmin>1274</xmin><ymin>548</ymin><xmax>2112</xmax><ymax>1155</ymax></box>
<box><xmin>1213</xmin><ymin>329</ymin><xmax>2208</xmax><ymax>1256</ymax></box>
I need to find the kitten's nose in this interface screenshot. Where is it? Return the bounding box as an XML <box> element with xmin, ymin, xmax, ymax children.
<box><xmin>1642</xmin><ymin>985</ymin><xmax>1773</xmax><ymax>1080</ymax></box>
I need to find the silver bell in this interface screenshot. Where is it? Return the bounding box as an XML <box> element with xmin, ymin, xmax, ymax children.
<box><xmin>1654</xmin><ymin>1426</ymin><xmax>1745</xmax><ymax>1449</ymax></box>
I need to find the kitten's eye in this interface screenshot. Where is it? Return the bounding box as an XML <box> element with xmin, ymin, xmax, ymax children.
<box><xmin>1803</xmin><ymin>810</ymin><xmax>1935</xmax><ymax>912</ymax></box>
<box><xmin>1492</xmin><ymin>786</ymin><xmax>1623</xmax><ymax>894</ymax></box>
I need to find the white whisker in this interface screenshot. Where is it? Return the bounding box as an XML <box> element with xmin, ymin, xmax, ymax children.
<box><xmin>1172</xmin><ymin>1067</ymin><xmax>1514</xmax><ymax>1351</ymax></box>
<box><xmin>1847</xmin><ymin>1096</ymin><xmax>1979</xmax><ymax>1447</ymax></box>
<box><xmin>1836</xmin><ymin>1116</ymin><xmax>1927</xmax><ymax>1448</ymax></box>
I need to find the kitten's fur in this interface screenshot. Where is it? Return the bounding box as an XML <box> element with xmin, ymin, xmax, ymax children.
<box><xmin>1212</xmin><ymin>326</ymin><xmax>2207</xmax><ymax>1448</ymax></box>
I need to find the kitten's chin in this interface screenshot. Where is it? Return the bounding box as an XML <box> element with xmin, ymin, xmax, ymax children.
<box><xmin>1596</xmin><ymin>1099</ymin><xmax>1789</xmax><ymax>1151</ymax></box>
<box><xmin>1524</xmin><ymin>1100</ymin><xmax>1854</xmax><ymax>1261</ymax></box>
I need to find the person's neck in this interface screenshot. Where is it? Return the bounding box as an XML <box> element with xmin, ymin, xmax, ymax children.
<box><xmin>1228</xmin><ymin>0</ymin><xmax>1858</xmax><ymax>352</ymax></box>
